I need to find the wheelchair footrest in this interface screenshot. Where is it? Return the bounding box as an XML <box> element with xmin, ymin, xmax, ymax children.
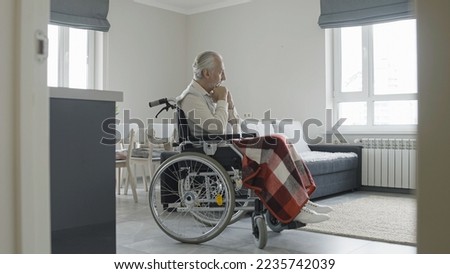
<box><xmin>282</xmin><ymin>220</ymin><xmax>306</xmax><ymax>230</ymax></box>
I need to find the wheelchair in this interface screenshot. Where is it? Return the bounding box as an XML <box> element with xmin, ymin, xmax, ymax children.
<box><xmin>147</xmin><ymin>98</ymin><xmax>306</xmax><ymax>249</ymax></box>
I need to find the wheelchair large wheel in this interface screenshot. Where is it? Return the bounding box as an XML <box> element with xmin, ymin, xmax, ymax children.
<box><xmin>149</xmin><ymin>152</ymin><xmax>235</xmax><ymax>244</ymax></box>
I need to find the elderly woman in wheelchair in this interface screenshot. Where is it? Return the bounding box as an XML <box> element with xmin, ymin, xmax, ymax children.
<box><xmin>147</xmin><ymin>51</ymin><xmax>331</xmax><ymax>249</ymax></box>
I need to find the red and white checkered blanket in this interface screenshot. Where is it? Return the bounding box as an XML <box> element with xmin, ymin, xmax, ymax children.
<box><xmin>233</xmin><ymin>134</ymin><xmax>316</xmax><ymax>224</ymax></box>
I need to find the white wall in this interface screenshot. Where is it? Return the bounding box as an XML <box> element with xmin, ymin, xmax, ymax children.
<box><xmin>187</xmin><ymin>0</ymin><xmax>326</xmax><ymax>140</ymax></box>
<box><xmin>416</xmin><ymin>0</ymin><xmax>450</xmax><ymax>253</ymax></box>
<box><xmin>107</xmin><ymin>0</ymin><xmax>188</xmax><ymax>126</ymax></box>
<box><xmin>107</xmin><ymin>0</ymin><xmax>326</xmax><ymax>140</ymax></box>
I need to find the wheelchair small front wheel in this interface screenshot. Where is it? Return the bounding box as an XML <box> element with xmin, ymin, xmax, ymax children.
<box><xmin>265</xmin><ymin>211</ymin><xmax>284</xmax><ymax>233</ymax></box>
<box><xmin>253</xmin><ymin>215</ymin><xmax>267</xmax><ymax>249</ymax></box>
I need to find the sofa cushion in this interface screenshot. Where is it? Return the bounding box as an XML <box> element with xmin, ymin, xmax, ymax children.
<box><xmin>275</xmin><ymin>120</ymin><xmax>311</xmax><ymax>153</ymax></box>
<box><xmin>300</xmin><ymin>151</ymin><xmax>358</xmax><ymax>175</ymax></box>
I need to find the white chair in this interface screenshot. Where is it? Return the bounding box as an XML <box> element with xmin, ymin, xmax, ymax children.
<box><xmin>115</xmin><ymin>135</ymin><xmax>138</xmax><ymax>202</ymax></box>
<box><xmin>115</xmin><ymin>139</ymin><xmax>126</xmax><ymax>194</ymax></box>
<box><xmin>127</xmin><ymin>128</ymin><xmax>153</xmax><ymax>192</ymax></box>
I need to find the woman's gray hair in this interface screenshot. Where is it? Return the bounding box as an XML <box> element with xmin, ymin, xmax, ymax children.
<box><xmin>192</xmin><ymin>51</ymin><xmax>221</xmax><ymax>80</ymax></box>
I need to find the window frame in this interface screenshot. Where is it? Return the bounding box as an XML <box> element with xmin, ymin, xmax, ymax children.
<box><xmin>48</xmin><ymin>24</ymin><xmax>101</xmax><ymax>89</ymax></box>
<box><xmin>332</xmin><ymin>21</ymin><xmax>418</xmax><ymax>134</ymax></box>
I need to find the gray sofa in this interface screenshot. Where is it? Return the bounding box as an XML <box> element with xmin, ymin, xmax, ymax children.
<box><xmin>305</xmin><ymin>144</ymin><xmax>362</xmax><ymax>199</ymax></box>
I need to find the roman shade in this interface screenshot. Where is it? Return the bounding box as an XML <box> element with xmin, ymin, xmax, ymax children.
<box><xmin>318</xmin><ymin>0</ymin><xmax>414</xmax><ymax>29</ymax></box>
<box><xmin>50</xmin><ymin>0</ymin><xmax>110</xmax><ymax>32</ymax></box>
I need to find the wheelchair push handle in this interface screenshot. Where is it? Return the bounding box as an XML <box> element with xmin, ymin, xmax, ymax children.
<box><xmin>149</xmin><ymin>98</ymin><xmax>168</xmax><ymax>107</ymax></box>
<box><xmin>148</xmin><ymin>97</ymin><xmax>176</xmax><ymax>118</ymax></box>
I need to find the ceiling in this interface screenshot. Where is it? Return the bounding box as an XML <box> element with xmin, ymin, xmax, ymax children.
<box><xmin>134</xmin><ymin>0</ymin><xmax>252</xmax><ymax>15</ymax></box>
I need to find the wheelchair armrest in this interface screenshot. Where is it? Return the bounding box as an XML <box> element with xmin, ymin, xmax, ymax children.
<box><xmin>241</xmin><ymin>133</ymin><xmax>257</xmax><ymax>138</ymax></box>
<box><xmin>186</xmin><ymin>132</ymin><xmax>257</xmax><ymax>142</ymax></box>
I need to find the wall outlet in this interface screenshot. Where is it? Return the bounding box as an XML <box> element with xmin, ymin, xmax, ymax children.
<box><xmin>243</xmin><ymin>113</ymin><xmax>253</xmax><ymax>118</ymax></box>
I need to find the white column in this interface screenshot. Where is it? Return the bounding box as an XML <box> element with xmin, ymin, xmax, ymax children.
<box><xmin>16</xmin><ymin>0</ymin><xmax>51</xmax><ymax>253</ymax></box>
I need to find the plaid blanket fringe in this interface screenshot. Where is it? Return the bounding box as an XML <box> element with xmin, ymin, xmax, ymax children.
<box><xmin>233</xmin><ymin>135</ymin><xmax>316</xmax><ymax>224</ymax></box>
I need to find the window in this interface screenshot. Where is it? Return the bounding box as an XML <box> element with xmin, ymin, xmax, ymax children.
<box><xmin>333</xmin><ymin>19</ymin><xmax>417</xmax><ymax>132</ymax></box>
<box><xmin>47</xmin><ymin>24</ymin><xmax>100</xmax><ymax>89</ymax></box>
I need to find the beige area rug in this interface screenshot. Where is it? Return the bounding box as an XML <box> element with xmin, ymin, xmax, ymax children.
<box><xmin>300</xmin><ymin>194</ymin><xmax>417</xmax><ymax>245</ymax></box>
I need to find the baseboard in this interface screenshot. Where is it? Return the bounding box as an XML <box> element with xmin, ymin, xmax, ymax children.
<box><xmin>360</xmin><ymin>186</ymin><xmax>416</xmax><ymax>195</ymax></box>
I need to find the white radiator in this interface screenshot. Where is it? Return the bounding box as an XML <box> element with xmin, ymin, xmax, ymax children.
<box><xmin>360</xmin><ymin>138</ymin><xmax>417</xmax><ymax>189</ymax></box>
